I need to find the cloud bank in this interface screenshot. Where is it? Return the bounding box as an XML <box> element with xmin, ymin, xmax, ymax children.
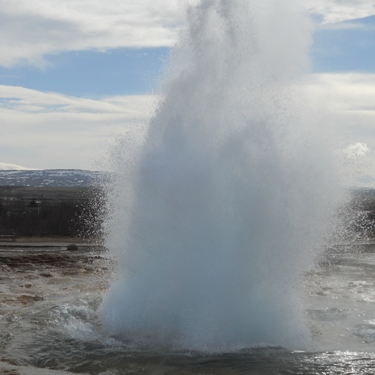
<box><xmin>2</xmin><ymin>72</ymin><xmax>375</xmax><ymax>175</ymax></box>
<box><xmin>307</xmin><ymin>0</ymin><xmax>375</xmax><ymax>23</ymax></box>
<box><xmin>0</xmin><ymin>162</ymin><xmax>37</xmax><ymax>170</ymax></box>
<box><xmin>1</xmin><ymin>0</ymin><xmax>375</xmax><ymax>67</ymax></box>
<box><xmin>0</xmin><ymin>0</ymin><xmax>184</xmax><ymax>67</ymax></box>
<box><xmin>303</xmin><ymin>73</ymin><xmax>375</xmax><ymax>186</ymax></box>
<box><xmin>0</xmin><ymin>85</ymin><xmax>156</xmax><ymax>169</ymax></box>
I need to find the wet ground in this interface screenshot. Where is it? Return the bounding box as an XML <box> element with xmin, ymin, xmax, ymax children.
<box><xmin>0</xmin><ymin>239</ymin><xmax>111</xmax><ymax>375</ymax></box>
<box><xmin>3</xmin><ymin>242</ymin><xmax>375</xmax><ymax>374</ymax></box>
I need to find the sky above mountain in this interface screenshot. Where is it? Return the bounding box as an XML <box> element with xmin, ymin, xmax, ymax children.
<box><xmin>1</xmin><ymin>0</ymin><xmax>375</xmax><ymax>186</ymax></box>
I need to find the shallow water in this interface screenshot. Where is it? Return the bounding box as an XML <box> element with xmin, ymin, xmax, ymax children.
<box><xmin>2</xmin><ymin>244</ymin><xmax>375</xmax><ymax>374</ymax></box>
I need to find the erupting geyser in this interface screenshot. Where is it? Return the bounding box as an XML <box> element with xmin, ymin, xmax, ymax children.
<box><xmin>101</xmin><ymin>0</ymin><xmax>340</xmax><ymax>351</ymax></box>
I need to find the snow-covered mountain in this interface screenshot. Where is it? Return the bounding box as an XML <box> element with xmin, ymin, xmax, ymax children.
<box><xmin>0</xmin><ymin>169</ymin><xmax>108</xmax><ymax>187</ymax></box>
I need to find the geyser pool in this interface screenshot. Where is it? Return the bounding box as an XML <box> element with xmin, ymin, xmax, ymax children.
<box><xmin>101</xmin><ymin>0</ymin><xmax>340</xmax><ymax>351</ymax></box>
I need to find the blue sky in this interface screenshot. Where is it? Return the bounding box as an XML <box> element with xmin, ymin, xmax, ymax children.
<box><xmin>1</xmin><ymin>15</ymin><xmax>374</xmax><ymax>98</ymax></box>
<box><xmin>312</xmin><ymin>15</ymin><xmax>375</xmax><ymax>72</ymax></box>
<box><xmin>1</xmin><ymin>0</ymin><xmax>375</xmax><ymax>187</ymax></box>
<box><xmin>0</xmin><ymin>48</ymin><xmax>170</xmax><ymax>98</ymax></box>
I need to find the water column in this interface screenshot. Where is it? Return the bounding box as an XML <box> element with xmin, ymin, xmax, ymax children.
<box><xmin>101</xmin><ymin>0</ymin><xmax>340</xmax><ymax>351</ymax></box>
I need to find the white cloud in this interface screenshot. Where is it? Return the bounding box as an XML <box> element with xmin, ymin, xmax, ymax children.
<box><xmin>0</xmin><ymin>85</ymin><xmax>157</xmax><ymax>169</ymax></box>
<box><xmin>2</xmin><ymin>72</ymin><xmax>375</xmax><ymax>177</ymax></box>
<box><xmin>2</xmin><ymin>72</ymin><xmax>375</xmax><ymax>183</ymax></box>
<box><xmin>303</xmin><ymin>73</ymin><xmax>375</xmax><ymax>113</ymax></box>
<box><xmin>1</xmin><ymin>0</ymin><xmax>375</xmax><ymax>67</ymax></box>
<box><xmin>302</xmin><ymin>73</ymin><xmax>375</xmax><ymax>187</ymax></box>
<box><xmin>343</xmin><ymin>142</ymin><xmax>371</xmax><ymax>159</ymax></box>
<box><xmin>0</xmin><ymin>0</ymin><xmax>186</xmax><ymax>67</ymax></box>
<box><xmin>306</xmin><ymin>0</ymin><xmax>375</xmax><ymax>24</ymax></box>
<box><xmin>0</xmin><ymin>162</ymin><xmax>37</xmax><ymax>170</ymax></box>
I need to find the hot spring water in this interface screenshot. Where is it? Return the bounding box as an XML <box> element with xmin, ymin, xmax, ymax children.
<box><xmin>101</xmin><ymin>0</ymin><xmax>340</xmax><ymax>351</ymax></box>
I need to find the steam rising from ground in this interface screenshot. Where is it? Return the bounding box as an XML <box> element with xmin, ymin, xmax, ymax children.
<box><xmin>101</xmin><ymin>0</ymin><xmax>341</xmax><ymax>351</ymax></box>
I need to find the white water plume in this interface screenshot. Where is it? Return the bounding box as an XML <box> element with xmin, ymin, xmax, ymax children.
<box><xmin>101</xmin><ymin>0</ymin><xmax>341</xmax><ymax>351</ymax></box>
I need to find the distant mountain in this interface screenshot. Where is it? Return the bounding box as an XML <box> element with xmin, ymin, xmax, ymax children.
<box><xmin>0</xmin><ymin>169</ymin><xmax>108</xmax><ymax>187</ymax></box>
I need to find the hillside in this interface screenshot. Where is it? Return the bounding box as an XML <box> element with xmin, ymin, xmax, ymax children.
<box><xmin>0</xmin><ymin>170</ymin><xmax>106</xmax><ymax>238</ymax></box>
<box><xmin>0</xmin><ymin>169</ymin><xmax>108</xmax><ymax>188</ymax></box>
